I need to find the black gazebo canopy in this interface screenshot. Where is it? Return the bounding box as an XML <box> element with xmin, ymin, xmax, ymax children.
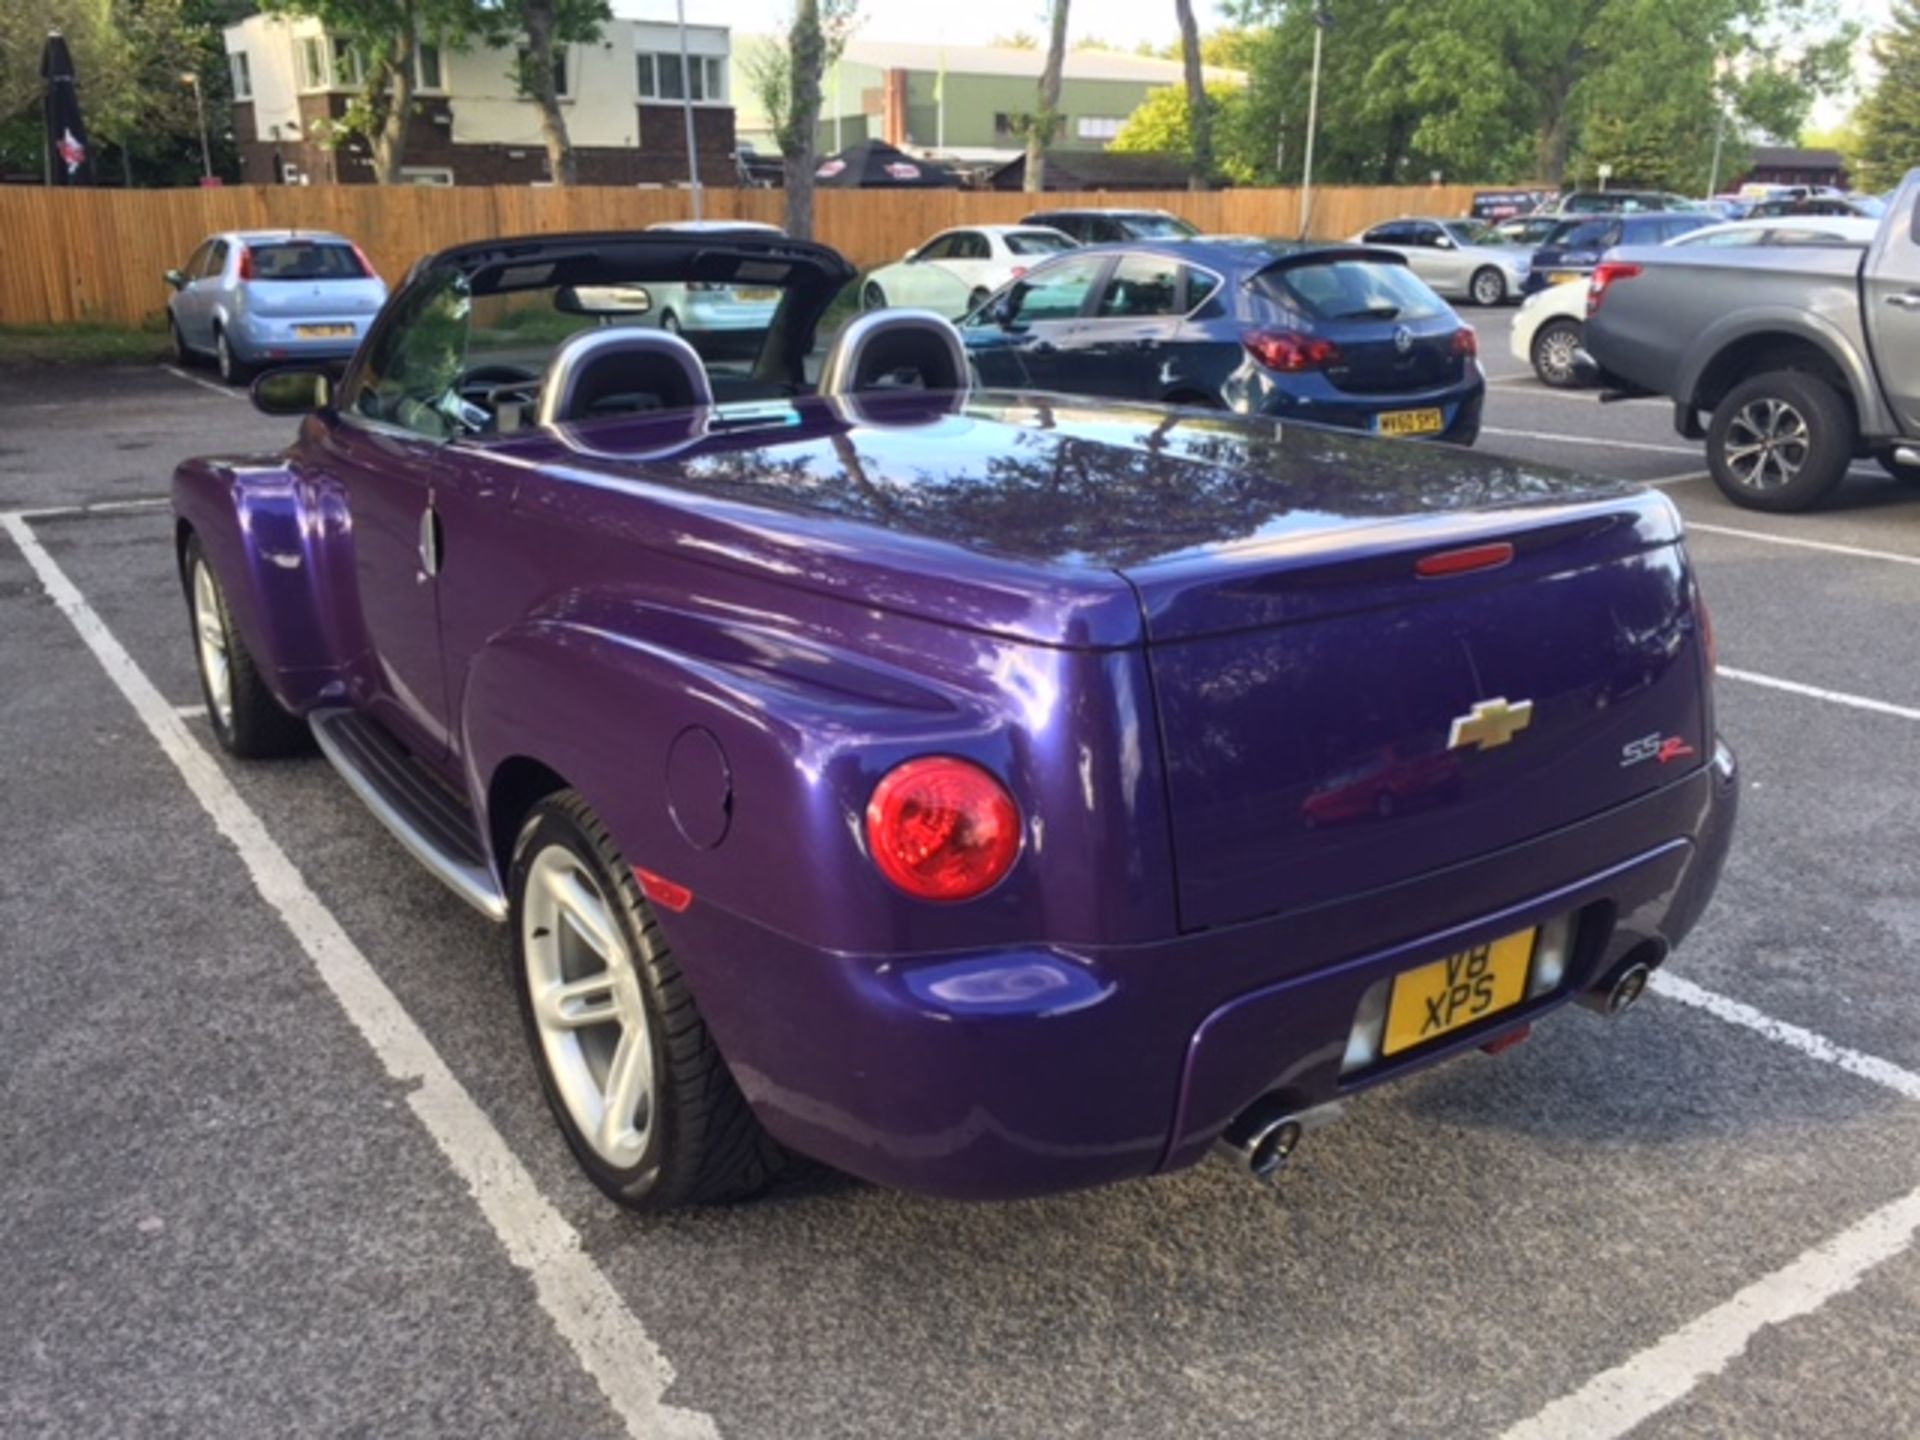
<box><xmin>813</xmin><ymin>140</ymin><xmax>958</xmax><ymax>189</ymax></box>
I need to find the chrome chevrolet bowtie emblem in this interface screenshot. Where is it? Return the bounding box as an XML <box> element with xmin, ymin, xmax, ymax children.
<box><xmin>1447</xmin><ymin>697</ymin><xmax>1534</xmax><ymax>752</ymax></box>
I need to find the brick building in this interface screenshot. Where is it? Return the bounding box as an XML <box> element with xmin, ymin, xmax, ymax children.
<box><xmin>223</xmin><ymin>16</ymin><xmax>735</xmax><ymax>187</ymax></box>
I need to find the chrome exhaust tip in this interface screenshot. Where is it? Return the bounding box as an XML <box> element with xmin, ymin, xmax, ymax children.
<box><xmin>1580</xmin><ymin>960</ymin><xmax>1653</xmax><ymax>1017</ymax></box>
<box><xmin>1215</xmin><ymin>1110</ymin><xmax>1305</xmax><ymax>1182</ymax></box>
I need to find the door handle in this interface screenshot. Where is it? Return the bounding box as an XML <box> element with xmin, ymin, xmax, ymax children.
<box><xmin>1887</xmin><ymin>293</ymin><xmax>1920</xmax><ymax>311</ymax></box>
<box><xmin>417</xmin><ymin>506</ymin><xmax>442</xmax><ymax>580</ymax></box>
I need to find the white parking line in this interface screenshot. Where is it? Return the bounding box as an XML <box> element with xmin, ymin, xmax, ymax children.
<box><xmin>161</xmin><ymin>364</ymin><xmax>243</xmax><ymax>400</ymax></box>
<box><xmin>14</xmin><ymin>496</ymin><xmax>172</xmax><ymax>521</ymax></box>
<box><xmin>0</xmin><ymin>511</ymin><xmax>716</xmax><ymax>1440</ymax></box>
<box><xmin>1646</xmin><ymin>471</ymin><xmax>1707</xmax><ymax>487</ymax></box>
<box><xmin>1719</xmin><ymin>667</ymin><xmax>1920</xmax><ymax>723</ymax></box>
<box><xmin>1500</xmin><ymin>972</ymin><xmax>1920</xmax><ymax>1440</ymax></box>
<box><xmin>1480</xmin><ymin>426</ymin><xmax>1700</xmax><ymax>457</ymax></box>
<box><xmin>1686</xmin><ymin>522</ymin><xmax>1920</xmax><ymax>568</ymax></box>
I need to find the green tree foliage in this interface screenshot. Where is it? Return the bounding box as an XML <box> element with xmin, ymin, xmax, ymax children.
<box><xmin>1111</xmin><ymin>82</ymin><xmax>1260</xmax><ymax>184</ymax></box>
<box><xmin>1856</xmin><ymin>3</ymin><xmax>1920</xmax><ymax>192</ymax></box>
<box><xmin>1210</xmin><ymin>0</ymin><xmax>1854</xmax><ymax>191</ymax></box>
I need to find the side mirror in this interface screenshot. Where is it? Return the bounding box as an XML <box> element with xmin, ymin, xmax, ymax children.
<box><xmin>904</xmin><ymin>247</ymin><xmax>918</xmax><ymax>261</ymax></box>
<box><xmin>1433</xmin><ymin>236</ymin><xmax>1455</xmax><ymax>250</ymax></box>
<box><xmin>989</xmin><ymin>293</ymin><xmax>1022</xmax><ymax>329</ymax></box>
<box><xmin>164</xmin><ymin>269</ymin><xmax>188</xmax><ymax>290</ymax></box>
<box><xmin>252</xmin><ymin>368</ymin><xmax>332</xmax><ymax>416</ymax></box>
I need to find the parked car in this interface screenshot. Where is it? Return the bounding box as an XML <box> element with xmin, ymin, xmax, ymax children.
<box><xmin>1350</xmin><ymin>216</ymin><xmax>1529</xmax><ymax>305</ymax></box>
<box><xmin>1494</xmin><ymin>214</ymin><xmax>1562</xmax><ymax>248</ymax></box>
<box><xmin>1539</xmin><ymin>190</ymin><xmax>1697</xmax><ymax>216</ymax></box>
<box><xmin>1745</xmin><ymin>194</ymin><xmax>1886</xmax><ymax>220</ymax></box>
<box><xmin>962</xmin><ymin>238</ymin><xmax>1486</xmax><ymax>443</ymax></box>
<box><xmin>1522</xmin><ymin>212</ymin><xmax>1715</xmax><ymax>294</ymax></box>
<box><xmin>172</xmin><ymin>226</ymin><xmax>1735</xmax><ymax>1207</ymax></box>
<box><xmin>1511</xmin><ymin>216</ymin><xmax>1879</xmax><ymax>388</ymax></box>
<box><xmin>1585</xmin><ymin>168</ymin><xmax>1920</xmax><ymax>511</ymax></box>
<box><xmin>164</xmin><ymin>229</ymin><xmax>386</xmax><ymax>383</ymax></box>
<box><xmin>643</xmin><ymin>220</ymin><xmax>787</xmax><ymax>358</ymax></box>
<box><xmin>859</xmin><ymin>224</ymin><xmax>1078</xmax><ymax>316</ymax></box>
<box><xmin>1019</xmin><ymin>208</ymin><xmax>1199</xmax><ymax>243</ymax></box>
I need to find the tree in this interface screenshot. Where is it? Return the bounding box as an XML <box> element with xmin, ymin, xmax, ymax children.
<box><xmin>774</xmin><ymin>0</ymin><xmax>857</xmax><ymax>239</ymax></box>
<box><xmin>1111</xmin><ymin>82</ymin><xmax>1257</xmax><ymax>182</ymax></box>
<box><xmin>1024</xmin><ymin>0</ymin><xmax>1069</xmax><ymax>193</ymax></box>
<box><xmin>994</xmin><ymin>31</ymin><xmax>1038</xmax><ymax>49</ymax></box>
<box><xmin>1856</xmin><ymin>3</ymin><xmax>1920</xmax><ymax>192</ymax></box>
<box><xmin>1174</xmin><ymin>0</ymin><xmax>1212</xmax><ymax>189</ymax></box>
<box><xmin>510</xmin><ymin>0</ymin><xmax>608</xmax><ymax>185</ymax></box>
<box><xmin>264</xmin><ymin>0</ymin><xmax>488</xmax><ymax>183</ymax></box>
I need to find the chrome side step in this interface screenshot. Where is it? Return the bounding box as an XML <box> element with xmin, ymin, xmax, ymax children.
<box><xmin>309</xmin><ymin>707</ymin><xmax>508</xmax><ymax>923</ymax></box>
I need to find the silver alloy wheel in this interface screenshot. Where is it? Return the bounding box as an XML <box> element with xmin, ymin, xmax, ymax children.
<box><xmin>1472</xmin><ymin>269</ymin><xmax>1505</xmax><ymax>305</ymax></box>
<box><xmin>191</xmin><ymin>559</ymin><xmax>233</xmax><ymax>730</ymax></box>
<box><xmin>1535</xmin><ymin>326</ymin><xmax>1579</xmax><ymax>384</ymax></box>
<box><xmin>522</xmin><ymin>844</ymin><xmax>655</xmax><ymax>1169</ymax></box>
<box><xmin>1724</xmin><ymin>396</ymin><xmax>1810</xmax><ymax>491</ymax></box>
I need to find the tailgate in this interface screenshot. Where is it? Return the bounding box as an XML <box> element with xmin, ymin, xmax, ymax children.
<box><xmin>1130</xmin><ymin>493</ymin><xmax>1708</xmax><ymax>931</ymax></box>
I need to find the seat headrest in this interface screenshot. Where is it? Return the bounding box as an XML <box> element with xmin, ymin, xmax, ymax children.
<box><xmin>537</xmin><ymin>327</ymin><xmax>715</xmax><ymax>427</ymax></box>
<box><xmin>817</xmin><ymin>309</ymin><xmax>970</xmax><ymax>398</ymax></box>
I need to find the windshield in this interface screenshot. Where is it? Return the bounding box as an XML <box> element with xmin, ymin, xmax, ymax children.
<box><xmin>1120</xmin><ymin>214</ymin><xmax>1200</xmax><ymax>239</ymax></box>
<box><xmin>248</xmin><ymin>241</ymin><xmax>368</xmax><ymax>280</ymax></box>
<box><xmin>1004</xmin><ymin>231</ymin><xmax>1077</xmax><ymax>256</ymax></box>
<box><xmin>1550</xmin><ymin>219</ymin><xmax>1616</xmax><ymax>249</ymax></box>
<box><xmin>1443</xmin><ymin>221</ymin><xmax>1502</xmax><ymax>246</ymax></box>
<box><xmin>1253</xmin><ymin>259</ymin><xmax>1445</xmax><ymax>323</ymax></box>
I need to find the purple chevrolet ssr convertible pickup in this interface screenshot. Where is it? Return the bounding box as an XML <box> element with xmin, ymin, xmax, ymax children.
<box><xmin>172</xmin><ymin>229</ymin><xmax>1737</xmax><ymax>1209</ymax></box>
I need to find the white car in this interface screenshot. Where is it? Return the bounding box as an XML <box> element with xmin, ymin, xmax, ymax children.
<box><xmin>643</xmin><ymin>221</ymin><xmax>786</xmax><ymax>355</ymax></box>
<box><xmin>861</xmin><ymin>225</ymin><xmax>1079</xmax><ymax>318</ymax></box>
<box><xmin>1509</xmin><ymin>215</ymin><xmax>1881</xmax><ymax>387</ymax></box>
<box><xmin>1350</xmin><ymin>217</ymin><xmax>1531</xmax><ymax>306</ymax></box>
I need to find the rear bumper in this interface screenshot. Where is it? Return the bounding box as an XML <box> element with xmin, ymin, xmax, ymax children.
<box><xmin>663</xmin><ymin>744</ymin><xmax>1737</xmax><ymax>1200</ymax></box>
<box><xmin>1242</xmin><ymin>371</ymin><xmax>1486</xmax><ymax>446</ymax></box>
<box><xmin>227</xmin><ymin>312</ymin><xmax>367</xmax><ymax>366</ymax></box>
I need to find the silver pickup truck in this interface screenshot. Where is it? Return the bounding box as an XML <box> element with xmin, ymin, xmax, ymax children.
<box><xmin>1585</xmin><ymin>169</ymin><xmax>1920</xmax><ymax>512</ymax></box>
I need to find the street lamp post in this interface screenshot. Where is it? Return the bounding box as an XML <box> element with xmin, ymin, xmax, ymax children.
<box><xmin>1299</xmin><ymin>3</ymin><xmax>1331</xmax><ymax>239</ymax></box>
<box><xmin>182</xmin><ymin>71</ymin><xmax>212</xmax><ymax>182</ymax></box>
<box><xmin>674</xmin><ymin>0</ymin><xmax>703</xmax><ymax>218</ymax></box>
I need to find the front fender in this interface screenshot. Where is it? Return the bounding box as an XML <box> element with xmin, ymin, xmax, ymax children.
<box><xmin>1678</xmin><ymin>307</ymin><xmax>1890</xmax><ymax>434</ymax></box>
<box><xmin>171</xmin><ymin>449</ymin><xmax>346</xmax><ymax>713</ymax></box>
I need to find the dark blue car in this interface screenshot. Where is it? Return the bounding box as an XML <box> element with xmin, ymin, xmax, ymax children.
<box><xmin>1523</xmin><ymin>212</ymin><xmax>1713</xmax><ymax>294</ymax></box>
<box><xmin>960</xmin><ymin>238</ymin><xmax>1485</xmax><ymax>444</ymax></box>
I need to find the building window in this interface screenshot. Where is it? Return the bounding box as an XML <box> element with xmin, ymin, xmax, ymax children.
<box><xmin>331</xmin><ymin>36</ymin><xmax>365</xmax><ymax>87</ymax></box>
<box><xmin>299</xmin><ymin>36</ymin><xmax>328</xmax><ymax>90</ymax></box>
<box><xmin>994</xmin><ymin>112</ymin><xmax>1015</xmax><ymax>137</ymax></box>
<box><xmin>1076</xmin><ymin>116</ymin><xmax>1124</xmax><ymax>141</ymax></box>
<box><xmin>400</xmin><ymin>166</ymin><xmax>455</xmax><ymax>186</ymax></box>
<box><xmin>415</xmin><ymin>43</ymin><xmax>442</xmax><ymax>91</ymax></box>
<box><xmin>229</xmin><ymin>51</ymin><xmax>251</xmax><ymax>101</ymax></box>
<box><xmin>520</xmin><ymin>47</ymin><xmax>568</xmax><ymax>97</ymax></box>
<box><xmin>637</xmin><ymin>51</ymin><xmax>724</xmax><ymax>103</ymax></box>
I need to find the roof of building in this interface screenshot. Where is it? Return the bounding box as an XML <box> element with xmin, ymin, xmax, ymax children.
<box><xmin>822</xmin><ymin>38</ymin><xmax>1243</xmax><ymax>85</ymax></box>
<box><xmin>1747</xmin><ymin>146</ymin><xmax>1847</xmax><ymax>170</ymax></box>
<box><xmin>989</xmin><ymin>150</ymin><xmax>1198</xmax><ymax>191</ymax></box>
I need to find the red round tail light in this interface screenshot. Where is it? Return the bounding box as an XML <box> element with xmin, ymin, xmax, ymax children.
<box><xmin>865</xmin><ymin>757</ymin><xmax>1021</xmax><ymax>902</ymax></box>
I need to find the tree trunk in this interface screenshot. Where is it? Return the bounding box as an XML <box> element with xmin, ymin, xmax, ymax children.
<box><xmin>1174</xmin><ymin>0</ymin><xmax>1211</xmax><ymax>190</ymax></box>
<box><xmin>369</xmin><ymin>33</ymin><xmax>417</xmax><ymax>185</ymax></box>
<box><xmin>781</xmin><ymin>0</ymin><xmax>825</xmax><ymax>238</ymax></box>
<box><xmin>522</xmin><ymin>0</ymin><xmax>575</xmax><ymax>184</ymax></box>
<box><xmin>1024</xmin><ymin>0</ymin><xmax>1069</xmax><ymax>194</ymax></box>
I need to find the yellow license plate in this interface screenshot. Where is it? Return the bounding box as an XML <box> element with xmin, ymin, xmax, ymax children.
<box><xmin>732</xmin><ymin>287</ymin><xmax>779</xmax><ymax>301</ymax></box>
<box><xmin>1549</xmin><ymin>271</ymin><xmax>1580</xmax><ymax>285</ymax></box>
<box><xmin>295</xmin><ymin>324</ymin><xmax>353</xmax><ymax>338</ymax></box>
<box><xmin>1382</xmin><ymin>928</ymin><xmax>1537</xmax><ymax>1057</ymax></box>
<box><xmin>1376</xmin><ymin>407</ymin><xmax>1445</xmax><ymax>438</ymax></box>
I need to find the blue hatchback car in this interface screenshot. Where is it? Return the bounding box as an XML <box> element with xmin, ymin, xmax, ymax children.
<box><xmin>1522</xmin><ymin>212</ymin><xmax>1713</xmax><ymax>294</ymax></box>
<box><xmin>165</xmin><ymin>230</ymin><xmax>388</xmax><ymax>384</ymax></box>
<box><xmin>960</xmin><ymin>238</ymin><xmax>1485</xmax><ymax>444</ymax></box>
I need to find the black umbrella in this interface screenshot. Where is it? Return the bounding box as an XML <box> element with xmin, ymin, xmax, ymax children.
<box><xmin>41</xmin><ymin>30</ymin><xmax>94</xmax><ymax>187</ymax></box>
<box><xmin>813</xmin><ymin>140</ymin><xmax>957</xmax><ymax>189</ymax></box>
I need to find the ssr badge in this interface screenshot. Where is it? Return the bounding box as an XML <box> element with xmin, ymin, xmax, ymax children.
<box><xmin>1621</xmin><ymin>732</ymin><xmax>1696</xmax><ymax>768</ymax></box>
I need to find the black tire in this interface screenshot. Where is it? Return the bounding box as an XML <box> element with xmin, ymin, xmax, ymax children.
<box><xmin>510</xmin><ymin>791</ymin><xmax>783</xmax><ymax>1210</ymax></box>
<box><xmin>1706</xmin><ymin>370</ymin><xmax>1853</xmax><ymax>513</ymax></box>
<box><xmin>169</xmin><ymin>314</ymin><xmax>192</xmax><ymax>365</ymax></box>
<box><xmin>1530</xmin><ymin>318</ymin><xmax>1585</xmax><ymax>389</ymax></box>
<box><xmin>1469</xmin><ymin>267</ymin><xmax>1507</xmax><ymax>306</ymax></box>
<box><xmin>214</xmin><ymin>326</ymin><xmax>252</xmax><ymax>385</ymax></box>
<box><xmin>182</xmin><ymin>534</ymin><xmax>310</xmax><ymax>758</ymax></box>
<box><xmin>862</xmin><ymin>281</ymin><xmax>887</xmax><ymax>311</ymax></box>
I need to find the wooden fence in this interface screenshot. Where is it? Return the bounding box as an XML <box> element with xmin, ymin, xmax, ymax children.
<box><xmin>0</xmin><ymin>182</ymin><xmax>1483</xmax><ymax>328</ymax></box>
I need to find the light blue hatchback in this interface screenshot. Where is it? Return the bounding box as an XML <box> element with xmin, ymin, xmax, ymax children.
<box><xmin>165</xmin><ymin>230</ymin><xmax>388</xmax><ymax>383</ymax></box>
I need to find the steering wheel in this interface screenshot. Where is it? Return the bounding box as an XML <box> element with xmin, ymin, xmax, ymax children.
<box><xmin>457</xmin><ymin>362</ymin><xmax>541</xmax><ymax>406</ymax></box>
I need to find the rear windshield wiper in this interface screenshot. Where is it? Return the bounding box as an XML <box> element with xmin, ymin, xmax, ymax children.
<box><xmin>1336</xmin><ymin>304</ymin><xmax>1402</xmax><ymax>320</ymax></box>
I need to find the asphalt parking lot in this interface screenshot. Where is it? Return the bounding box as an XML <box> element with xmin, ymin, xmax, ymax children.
<box><xmin>3</xmin><ymin>314</ymin><xmax>1919</xmax><ymax>1439</ymax></box>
